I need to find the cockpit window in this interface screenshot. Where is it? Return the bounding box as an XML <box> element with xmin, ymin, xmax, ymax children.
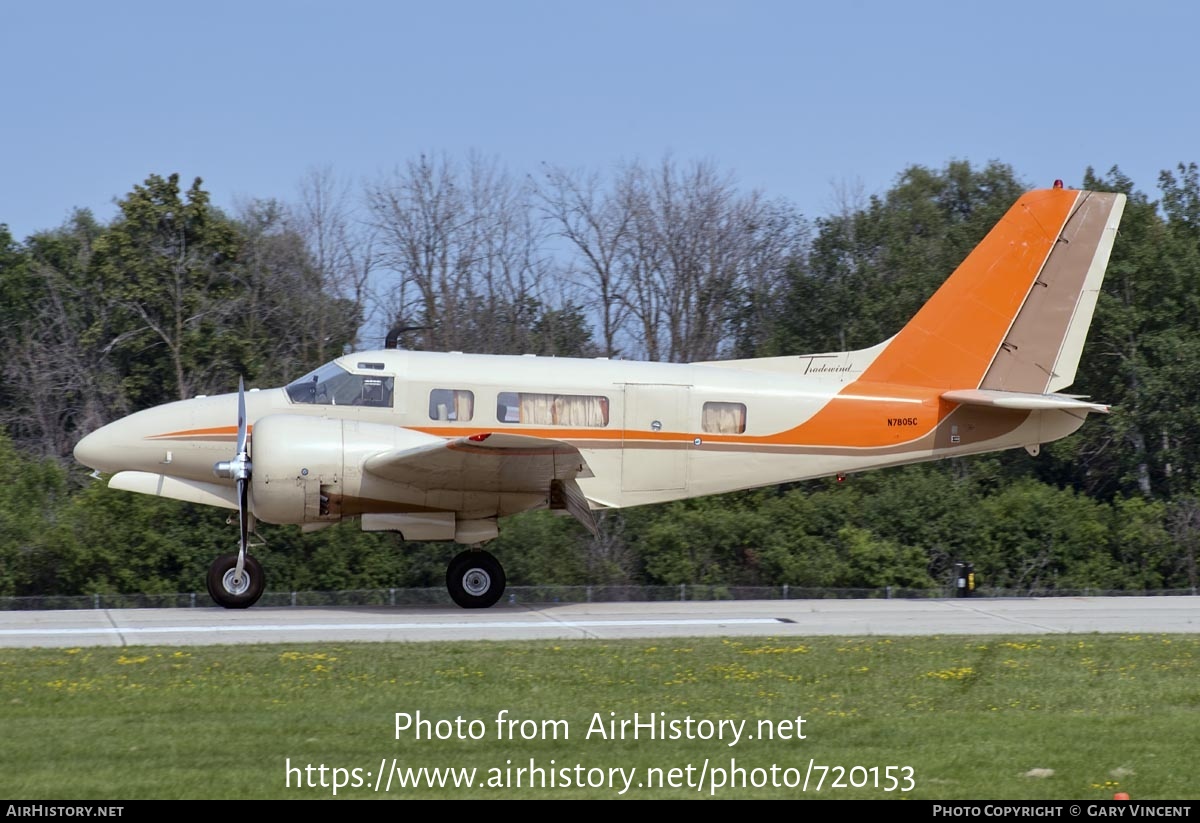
<box><xmin>285</xmin><ymin>363</ymin><xmax>394</xmax><ymax>407</ymax></box>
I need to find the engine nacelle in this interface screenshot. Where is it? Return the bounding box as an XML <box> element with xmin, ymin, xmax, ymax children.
<box><xmin>250</xmin><ymin>415</ymin><xmax>345</xmax><ymax>525</ymax></box>
<box><xmin>249</xmin><ymin>414</ymin><xmax>448</xmax><ymax>525</ymax></box>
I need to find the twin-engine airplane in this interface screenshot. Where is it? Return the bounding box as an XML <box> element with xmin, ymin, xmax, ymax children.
<box><xmin>73</xmin><ymin>185</ymin><xmax>1126</xmax><ymax>609</ymax></box>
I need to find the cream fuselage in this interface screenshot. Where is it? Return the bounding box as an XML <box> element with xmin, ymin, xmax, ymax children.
<box><xmin>73</xmin><ymin>346</ymin><xmax>1087</xmax><ymax>540</ymax></box>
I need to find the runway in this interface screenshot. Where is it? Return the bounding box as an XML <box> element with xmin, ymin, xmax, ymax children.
<box><xmin>1</xmin><ymin>596</ymin><xmax>1198</xmax><ymax>647</ymax></box>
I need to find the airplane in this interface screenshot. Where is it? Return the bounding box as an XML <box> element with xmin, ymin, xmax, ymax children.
<box><xmin>73</xmin><ymin>183</ymin><xmax>1126</xmax><ymax>610</ymax></box>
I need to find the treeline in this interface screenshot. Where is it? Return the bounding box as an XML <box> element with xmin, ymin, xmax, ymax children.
<box><xmin>1</xmin><ymin>157</ymin><xmax>1199</xmax><ymax>597</ymax></box>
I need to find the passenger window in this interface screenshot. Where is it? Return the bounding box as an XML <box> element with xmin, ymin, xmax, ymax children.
<box><xmin>429</xmin><ymin>389</ymin><xmax>474</xmax><ymax>422</ymax></box>
<box><xmin>497</xmin><ymin>392</ymin><xmax>609</xmax><ymax>426</ymax></box>
<box><xmin>702</xmin><ymin>401</ymin><xmax>746</xmax><ymax>434</ymax></box>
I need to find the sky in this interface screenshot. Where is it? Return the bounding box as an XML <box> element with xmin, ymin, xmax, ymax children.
<box><xmin>1</xmin><ymin>0</ymin><xmax>1197</xmax><ymax>243</ymax></box>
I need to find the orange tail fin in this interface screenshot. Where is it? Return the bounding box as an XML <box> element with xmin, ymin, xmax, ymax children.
<box><xmin>860</xmin><ymin>187</ymin><xmax>1125</xmax><ymax>392</ymax></box>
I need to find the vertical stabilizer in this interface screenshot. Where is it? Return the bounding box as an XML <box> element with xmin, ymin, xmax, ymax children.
<box><xmin>855</xmin><ymin>187</ymin><xmax>1124</xmax><ymax>391</ymax></box>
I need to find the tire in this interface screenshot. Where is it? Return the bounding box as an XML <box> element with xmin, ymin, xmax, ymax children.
<box><xmin>446</xmin><ymin>550</ymin><xmax>506</xmax><ymax>609</ymax></box>
<box><xmin>206</xmin><ymin>553</ymin><xmax>266</xmax><ymax>609</ymax></box>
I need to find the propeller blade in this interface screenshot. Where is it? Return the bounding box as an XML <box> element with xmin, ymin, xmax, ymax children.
<box><xmin>236</xmin><ymin>376</ymin><xmax>248</xmax><ymax>459</ymax></box>
<box><xmin>212</xmin><ymin>377</ymin><xmax>255</xmax><ymax>585</ymax></box>
<box><xmin>233</xmin><ymin>377</ymin><xmax>252</xmax><ymax>584</ymax></box>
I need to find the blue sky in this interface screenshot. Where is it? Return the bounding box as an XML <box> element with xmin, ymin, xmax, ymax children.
<box><xmin>1</xmin><ymin>0</ymin><xmax>1195</xmax><ymax>241</ymax></box>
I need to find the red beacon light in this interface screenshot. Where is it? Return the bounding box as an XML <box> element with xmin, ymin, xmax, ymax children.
<box><xmin>467</xmin><ymin>433</ymin><xmax>492</xmax><ymax>442</ymax></box>
<box><xmin>1053</xmin><ymin>179</ymin><xmax>1064</xmax><ymax>189</ymax></box>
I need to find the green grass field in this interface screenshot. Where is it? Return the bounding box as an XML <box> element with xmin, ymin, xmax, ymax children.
<box><xmin>1</xmin><ymin>634</ymin><xmax>1197</xmax><ymax>799</ymax></box>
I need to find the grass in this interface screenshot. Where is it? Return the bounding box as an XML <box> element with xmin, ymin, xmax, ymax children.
<box><xmin>1</xmin><ymin>634</ymin><xmax>1197</xmax><ymax>799</ymax></box>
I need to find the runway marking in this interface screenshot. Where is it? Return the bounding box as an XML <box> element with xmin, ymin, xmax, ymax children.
<box><xmin>0</xmin><ymin>617</ymin><xmax>785</xmax><ymax>638</ymax></box>
<box><xmin>941</xmin><ymin>600</ymin><xmax>1067</xmax><ymax>633</ymax></box>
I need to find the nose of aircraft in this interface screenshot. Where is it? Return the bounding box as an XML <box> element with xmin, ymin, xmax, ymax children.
<box><xmin>73</xmin><ymin>422</ymin><xmax>125</xmax><ymax>473</ymax></box>
<box><xmin>73</xmin><ymin>424</ymin><xmax>112</xmax><ymax>470</ymax></box>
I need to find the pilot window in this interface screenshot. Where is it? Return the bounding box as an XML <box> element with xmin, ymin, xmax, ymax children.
<box><xmin>702</xmin><ymin>401</ymin><xmax>746</xmax><ymax>434</ymax></box>
<box><xmin>285</xmin><ymin>363</ymin><xmax>394</xmax><ymax>407</ymax></box>
<box><xmin>496</xmin><ymin>392</ymin><xmax>609</xmax><ymax>427</ymax></box>
<box><xmin>360</xmin><ymin>378</ymin><xmax>387</xmax><ymax>405</ymax></box>
<box><xmin>429</xmin><ymin>389</ymin><xmax>475</xmax><ymax>422</ymax></box>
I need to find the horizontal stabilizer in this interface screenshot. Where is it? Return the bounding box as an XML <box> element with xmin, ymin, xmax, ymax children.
<box><xmin>942</xmin><ymin>389</ymin><xmax>1109</xmax><ymax>414</ymax></box>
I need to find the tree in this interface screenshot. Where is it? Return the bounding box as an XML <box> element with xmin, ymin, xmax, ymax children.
<box><xmin>620</xmin><ymin>157</ymin><xmax>804</xmax><ymax>362</ymax></box>
<box><xmin>0</xmin><ymin>430</ymin><xmax>70</xmax><ymax>596</ymax></box>
<box><xmin>1054</xmin><ymin>164</ymin><xmax>1200</xmax><ymax>499</ymax></box>
<box><xmin>535</xmin><ymin>164</ymin><xmax>634</xmax><ymax>358</ymax></box>
<box><xmin>90</xmin><ymin>174</ymin><xmax>245</xmax><ymax>405</ymax></box>
<box><xmin>367</xmin><ymin>152</ymin><xmax>553</xmax><ymax>354</ymax></box>
<box><xmin>233</xmin><ymin>197</ymin><xmax>361</xmax><ymax>386</ymax></box>
<box><xmin>291</xmin><ymin>166</ymin><xmax>376</xmax><ymax>353</ymax></box>
<box><xmin>0</xmin><ymin>211</ymin><xmax>127</xmax><ymax>457</ymax></box>
<box><xmin>769</xmin><ymin>160</ymin><xmax>1029</xmax><ymax>355</ymax></box>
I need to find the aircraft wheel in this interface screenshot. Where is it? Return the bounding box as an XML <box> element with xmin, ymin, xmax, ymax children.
<box><xmin>446</xmin><ymin>550</ymin><xmax>506</xmax><ymax>609</ymax></box>
<box><xmin>207</xmin><ymin>554</ymin><xmax>265</xmax><ymax>609</ymax></box>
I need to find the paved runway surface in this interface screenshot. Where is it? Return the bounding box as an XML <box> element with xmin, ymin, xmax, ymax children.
<box><xmin>1</xmin><ymin>596</ymin><xmax>1198</xmax><ymax>647</ymax></box>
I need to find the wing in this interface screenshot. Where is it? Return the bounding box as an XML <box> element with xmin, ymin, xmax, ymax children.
<box><xmin>363</xmin><ymin>432</ymin><xmax>598</xmax><ymax>535</ymax></box>
<box><xmin>363</xmin><ymin>432</ymin><xmax>594</xmax><ymax>490</ymax></box>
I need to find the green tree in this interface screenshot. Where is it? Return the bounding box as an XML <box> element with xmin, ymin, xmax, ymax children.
<box><xmin>90</xmin><ymin>174</ymin><xmax>245</xmax><ymax>407</ymax></box>
<box><xmin>974</xmin><ymin>480</ymin><xmax>1114</xmax><ymax>590</ymax></box>
<box><xmin>767</xmin><ymin>160</ymin><xmax>1028</xmax><ymax>355</ymax></box>
<box><xmin>233</xmin><ymin>198</ymin><xmax>361</xmax><ymax>387</ymax></box>
<box><xmin>1109</xmin><ymin>496</ymin><xmax>1175</xmax><ymax>589</ymax></box>
<box><xmin>838</xmin><ymin>525</ymin><xmax>935</xmax><ymax>588</ymax></box>
<box><xmin>1053</xmin><ymin>165</ymin><xmax>1200</xmax><ymax>499</ymax></box>
<box><xmin>0</xmin><ymin>430</ymin><xmax>70</xmax><ymax>596</ymax></box>
<box><xmin>0</xmin><ymin>210</ymin><xmax>124</xmax><ymax>457</ymax></box>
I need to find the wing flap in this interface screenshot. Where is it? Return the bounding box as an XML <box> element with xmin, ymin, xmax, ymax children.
<box><xmin>363</xmin><ymin>432</ymin><xmax>594</xmax><ymax>493</ymax></box>
<box><xmin>552</xmin><ymin>478</ymin><xmax>599</xmax><ymax>537</ymax></box>
<box><xmin>942</xmin><ymin>389</ymin><xmax>1109</xmax><ymax>414</ymax></box>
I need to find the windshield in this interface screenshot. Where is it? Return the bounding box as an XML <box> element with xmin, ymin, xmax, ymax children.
<box><xmin>285</xmin><ymin>362</ymin><xmax>394</xmax><ymax>407</ymax></box>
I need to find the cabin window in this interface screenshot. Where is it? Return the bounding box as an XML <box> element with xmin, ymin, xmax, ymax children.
<box><xmin>702</xmin><ymin>401</ymin><xmax>746</xmax><ymax>434</ymax></box>
<box><xmin>429</xmin><ymin>389</ymin><xmax>475</xmax><ymax>422</ymax></box>
<box><xmin>496</xmin><ymin>392</ymin><xmax>609</xmax><ymax>427</ymax></box>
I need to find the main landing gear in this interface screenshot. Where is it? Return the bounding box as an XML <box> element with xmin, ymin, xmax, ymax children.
<box><xmin>206</xmin><ymin>548</ymin><xmax>507</xmax><ymax>609</ymax></box>
<box><xmin>446</xmin><ymin>550</ymin><xmax>506</xmax><ymax>609</ymax></box>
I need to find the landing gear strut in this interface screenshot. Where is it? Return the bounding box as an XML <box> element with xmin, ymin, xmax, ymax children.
<box><xmin>446</xmin><ymin>550</ymin><xmax>506</xmax><ymax>609</ymax></box>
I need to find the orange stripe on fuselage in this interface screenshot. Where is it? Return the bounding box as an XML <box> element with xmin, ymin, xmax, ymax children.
<box><xmin>145</xmin><ymin>425</ymin><xmax>251</xmax><ymax>440</ymax></box>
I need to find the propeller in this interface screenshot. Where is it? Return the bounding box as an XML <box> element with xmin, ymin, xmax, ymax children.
<box><xmin>213</xmin><ymin>377</ymin><xmax>253</xmax><ymax>586</ymax></box>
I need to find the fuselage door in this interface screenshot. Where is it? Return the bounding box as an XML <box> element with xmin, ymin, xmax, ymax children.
<box><xmin>621</xmin><ymin>383</ymin><xmax>690</xmax><ymax>492</ymax></box>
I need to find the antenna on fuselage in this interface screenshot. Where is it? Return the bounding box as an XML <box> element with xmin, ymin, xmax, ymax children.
<box><xmin>384</xmin><ymin>325</ymin><xmax>433</xmax><ymax>350</ymax></box>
